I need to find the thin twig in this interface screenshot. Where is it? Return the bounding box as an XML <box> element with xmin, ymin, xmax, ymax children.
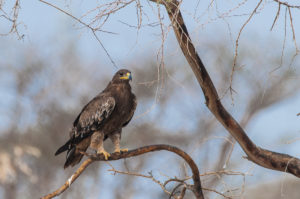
<box><xmin>273</xmin><ymin>0</ymin><xmax>300</xmax><ymax>9</ymax></box>
<box><xmin>231</xmin><ymin>0</ymin><xmax>263</xmax><ymax>98</ymax></box>
<box><xmin>287</xmin><ymin>7</ymin><xmax>299</xmax><ymax>53</ymax></box>
<box><xmin>270</xmin><ymin>2</ymin><xmax>281</xmax><ymax>31</ymax></box>
<box><xmin>39</xmin><ymin>0</ymin><xmax>118</xmax><ymax>69</ymax></box>
<box><xmin>0</xmin><ymin>0</ymin><xmax>23</xmax><ymax>39</ymax></box>
<box><xmin>109</xmin><ymin>168</ymin><xmax>237</xmax><ymax>199</ymax></box>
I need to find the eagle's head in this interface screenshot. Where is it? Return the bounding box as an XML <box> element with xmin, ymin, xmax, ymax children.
<box><xmin>112</xmin><ymin>69</ymin><xmax>132</xmax><ymax>83</ymax></box>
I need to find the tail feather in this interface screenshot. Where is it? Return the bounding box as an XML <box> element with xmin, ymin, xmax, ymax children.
<box><xmin>55</xmin><ymin>128</ymin><xmax>92</xmax><ymax>168</ymax></box>
<box><xmin>55</xmin><ymin>139</ymin><xmax>71</xmax><ymax>156</ymax></box>
<box><xmin>63</xmin><ymin>136</ymin><xmax>91</xmax><ymax>169</ymax></box>
<box><xmin>63</xmin><ymin>147</ymin><xmax>84</xmax><ymax>169</ymax></box>
<box><xmin>56</xmin><ymin>131</ymin><xmax>94</xmax><ymax>156</ymax></box>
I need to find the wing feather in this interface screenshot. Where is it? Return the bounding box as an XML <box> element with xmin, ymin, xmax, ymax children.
<box><xmin>75</xmin><ymin>94</ymin><xmax>115</xmax><ymax>137</ymax></box>
<box><xmin>55</xmin><ymin>93</ymin><xmax>115</xmax><ymax>156</ymax></box>
<box><xmin>122</xmin><ymin>94</ymin><xmax>137</xmax><ymax>127</ymax></box>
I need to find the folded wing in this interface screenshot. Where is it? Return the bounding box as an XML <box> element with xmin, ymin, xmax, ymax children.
<box><xmin>55</xmin><ymin>93</ymin><xmax>115</xmax><ymax>156</ymax></box>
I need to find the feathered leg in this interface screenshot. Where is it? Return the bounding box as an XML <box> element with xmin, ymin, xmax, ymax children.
<box><xmin>90</xmin><ymin>131</ymin><xmax>110</xmax><ymax>160</ymax></box>
<box><xmin>109</xmin><ymin>130</ymin><xmax>128</xmax><ymax>153</ymax></box>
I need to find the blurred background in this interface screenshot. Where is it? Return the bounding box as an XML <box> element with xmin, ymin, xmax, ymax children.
<box><xmin>1</xmin><ymin>0</ymin><xmax>300</xmax><ymax>198</ymax></box>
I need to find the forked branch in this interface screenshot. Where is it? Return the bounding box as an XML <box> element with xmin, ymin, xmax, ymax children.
<box><xmin>150</xmin><ymin>0</ymin><xmax>300</xmax><ymax>177</ymax></box>
<box><xmin>41</xmin><ymin>144</ymin><xmax>204</xmax><ymax>199</ymax></box>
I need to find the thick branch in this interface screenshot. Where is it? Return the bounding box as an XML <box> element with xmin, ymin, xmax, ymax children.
<box><xmin>150</xmin><ymin>0</ymin><xmax>300</xmax><ymax>177</ymax></box>
<box><xmin>41</xmin><ymin>144</ymin><xmax>204</xmax><ymax>199</ymax></box>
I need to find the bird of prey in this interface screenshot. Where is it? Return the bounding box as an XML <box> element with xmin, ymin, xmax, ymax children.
<box><xmin>55</xmin><ymin>69</ymin><xmax>137</xmax><ymax>168</ymax></box>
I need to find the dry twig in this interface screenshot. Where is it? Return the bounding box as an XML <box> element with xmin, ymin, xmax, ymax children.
<box><xmin>231</xmin><ymin>0</ymin><xmax>263</xmax><ymax>95</ymax></box>
<box><xmin>39</xmin><ymin>0</ymin><xmax>119</xmax><ymax>69</ymax></box>
<box><xmin>0</xmin><ymin>0</ymin><xmax>23</xmax><ymax>39</ymax></box>
<box><xmin>273</xmin><ymin>0</ymin><xmax>300</xmax><ymax>9</ymax></box>
<box><xmin>109</xmin><ymin>168</ymin><xmax>236</xmax><ymax>199</ymax></box>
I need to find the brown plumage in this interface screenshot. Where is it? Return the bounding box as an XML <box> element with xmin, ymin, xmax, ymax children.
<box><xmin>55</xmin><ymin>69</ymin><xmax>137</xmax><ymax>168</ymax></box>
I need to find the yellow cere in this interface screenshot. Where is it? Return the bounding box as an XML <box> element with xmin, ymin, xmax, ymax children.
<box><xmin>120</xmin><ymin>72</ymin><xmax>131</xmax><ymax>79</ymax></box>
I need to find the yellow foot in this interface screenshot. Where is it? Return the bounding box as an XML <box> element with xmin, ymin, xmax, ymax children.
<box><xmin>97</xmin><ymin>150</ymin><xmax>110</xmax><ymax>160</ymax></box>
<box><xmin>114</xmin><ymin>148</ymin><xmax>128</xmax><ymax>153</ymax></box>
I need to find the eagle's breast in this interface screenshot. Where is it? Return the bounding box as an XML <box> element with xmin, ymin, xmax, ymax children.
<box><xmin>101</xmin><ymin>83</ymin><xmax>135</xmax><ymax>133</ymax></box>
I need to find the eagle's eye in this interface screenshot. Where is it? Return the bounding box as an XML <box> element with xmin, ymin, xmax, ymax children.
<box><xmin>119</xmin><ymin>72</ymin><xmax>124</xmax><ymax>76</ymax></box>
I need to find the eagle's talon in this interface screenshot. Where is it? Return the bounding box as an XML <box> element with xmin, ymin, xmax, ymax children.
<box><xmin>121</xmin><ymin>148</ymin><xmax>128</xmax><ymax>153</ymax></box>
<box><xmin>114</xmin><ymin>148</ymin><xmax>128</xmax><ymax>154</ymax></box>
<box><xmin>97</xmin><ymin>150</ymin><xmax>110</xmax><ymax>160</ymax></box>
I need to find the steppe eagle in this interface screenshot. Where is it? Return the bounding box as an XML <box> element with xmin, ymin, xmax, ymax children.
<box><xmin>55</xmin><ymin>69</ymin><xmax>137</xmax><ymax>168</ymax></box>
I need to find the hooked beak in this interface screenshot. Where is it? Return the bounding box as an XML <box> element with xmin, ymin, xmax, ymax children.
<box><xmin>120</xmin><ymin>72</ymin><xmax>132</xmax><ymax>81</ymax></box>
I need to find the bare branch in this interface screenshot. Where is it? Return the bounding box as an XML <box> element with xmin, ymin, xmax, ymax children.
<box><xmin>108</xmin><ymin>169</ymin><xmax>177</xmax><ymax>197</ymax></box>
<box><xmin>288</xmin><ymin>7</ymin><xmax>299</xmax><ymax>53</ymax></box>
<box><xmin>109</xmin><ymin>168</ymin><xmax>237</xmax><ymax>199</ymax></box>
<box><xmin>39</xmin><ymin>0</ymin><xmax>118</xmax><ymax>69</ymax></box>
<box><xmin>231</xmin><ymin>0</ymin><xmax>263</xmax><ymax>94</ymax></box>
<box><xmin>273</xmin><ymin>0</ymin><xmax>300</xmax><ymax>9</ymax></box>
<box><xmin>40</xmin><ymin>158</ymin><xmax>93</xmax><ymax>199</ymax></box>
<box><xmin>270</xmin><ymin>2</ymin><xmax>281</xmax><ymax>31</ymax></box>
<box><xmin>149</xmin><ymin>0</ymin><xmax>300</xmax><ymax>178</ymax></box>
<box><xmin>41</xmin><ymin>144</ymin><xmax>204</xmax><ymax>199</ymax></box>
<box><xmin>0</xmin><ymin>0</ymin><xmax>23</xmax><ymax>39</ymax></box>
<box><xmin>272</xmin><ymin>0</ymin><xmax>300</xmax><ymax>69</ymax></box>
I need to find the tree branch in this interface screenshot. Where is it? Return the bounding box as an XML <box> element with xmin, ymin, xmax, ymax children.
<box><xmin>150</xmin><ymin>0</ymin><xmax>300</xmax><ymax>177</ymax></box>
<box><xmin>38</xmin><ymin>0</ymin><xmax>119</xmax><ymax>69</ymax></box>
<box><xmin>41</xmin><ymin>144</ymin><xmax>204</xmax><ymax>199</ymax></box>
<box><xmin>273</xmin><ymin>0</ymin><xmax>300</xmax><ymax>9</ymax></box>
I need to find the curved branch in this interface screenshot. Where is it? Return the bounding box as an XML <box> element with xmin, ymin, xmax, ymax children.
<box><xmin>150</xmin><ymin>0</ymin><xmax>300</xmax><ymax>177</ymax></box>
<box><xmin>41</xmin><ymin>158</ymin><xmax>94</xmax><ymax>199</ymax></box>
<box><xmin>41</xmin><ymin>144</ymin><xmax>204</xmax><ymax>199</ymax></box>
